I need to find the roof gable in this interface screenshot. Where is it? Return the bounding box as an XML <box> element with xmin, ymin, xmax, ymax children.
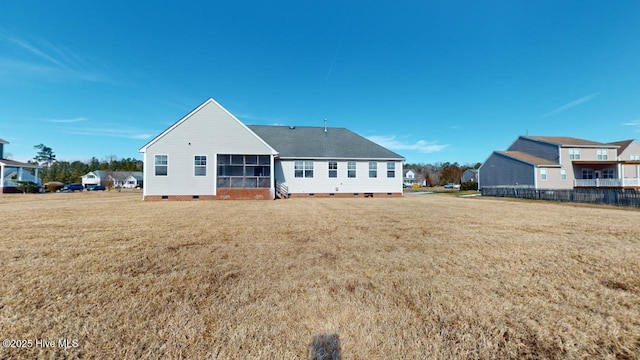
<box><xmin>247</xmin><ymin>125</ymin><xmax>404</xmax><ymax>160</ymax></box>
<box><xmin>608</xmin><ymin>139</ymin><xmax>637</xmax><ymax>155</ymax></box>
<box><xmin>139</xmin><ymin>98</ymin><xmax>277</xmax><ymax>154</ymax></box>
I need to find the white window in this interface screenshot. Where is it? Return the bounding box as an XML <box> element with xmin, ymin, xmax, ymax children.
<box><xmin>569</xmin><ymin>148</ymin><xmax>581</xmax><ymax>160</ymax></box>
<box><xmin>603</xmin><ymin>169</ymin><xmax>615</xmax><ymax>178</ymax></box>
<box><xmin>347</xmin><ymin>161</ymin><xmax>356</xmax><ymax>178</ymax></box>
<box><xmin>328</xmin><ymin>161</ymin><xmax>337</xmax><ymax>178</ymax></box>
<box><xmin>194</xmin><ymin>155</ymin><xmax>207</xmax><ymax>176</ymax></box>
<box><xmin>597</xmin><ymin>149</ymin><xmax>608</xmax><ymax>160</ymax></box>
<box><xmin>369</xmin><ymin>161</ymin><xmax>377</xmax><ymax>178</ymax></box>
<box><xmin>540</xmin><ymin>168</ymin><xmax>547</xmax><ymax>180</ymax></box>
<box><xmin>295</xmin><ymin>161</ymin><xmax>313</xmax><ymax>178</ymax></box>
<box><xmin>155</xmin><ymin>155</ymin><xmax>168</xmax><ymax>176</ymax></box>
<box><xmin>387</xmin><ymin>162</ymin><xmax>395</xmax><ymax>178</ymax></box>
<box><xmin>561</xmin><ymin>168</ymin><xmax>567</xmax><ymax>180</ymax></box>
<box><xmin>582</xmin><ymin>168</ymin><xmax>593</xmax><ymax>179</ymax></box>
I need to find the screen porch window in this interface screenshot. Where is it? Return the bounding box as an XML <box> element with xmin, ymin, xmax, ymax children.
<box><xmin>194</xmin><ymin>155</ymin><xmax>207</xmax><ymax>176</ymax></box>
<box><xmin>328</xmin><ymin>161</ymin><xmax>337</xmax><ymax>178</ymax></box>
<box><xmin>369</xmin><ymin>161</ymin><xmax>377</xmax><ymax>178</ymax></box>
<box><xmin>387</xmin><ymin>162</ymin><xmax>395</xmax><ymax>177</ymax></box>
<box><xmin>217</xmin><ymin>155</ymin><xmax>270</xmax><ymax>188</ymax></box>
<box><xmin>155</xmin><ymin>155</ymin><xmax>168</xmax><ymax>176</ymax></box>
<box><xmin>582</xmin><ymin>168</ymin><xmax>593</xmax><ymax>179</ymax></box>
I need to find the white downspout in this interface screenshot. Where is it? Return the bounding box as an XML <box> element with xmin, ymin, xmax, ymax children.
<box><xmin>0</xmin><ymin>164</ymin><xmax>4</xmax><ymax>192</ymax></box>
<box><xmin>533</xmin><ymin>166</ymin><xmax>538</xmax><ymax>189</ymax></box>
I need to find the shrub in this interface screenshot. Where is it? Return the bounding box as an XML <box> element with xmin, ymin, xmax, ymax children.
<box><xmin>16</xmin><ymin>181</ymin><xmax>39</xmax><ymax>194</ymax></box>
<box><xmin>460</xmin><ymin>181</ymin><xmax>478</xmax><ymax>191</ymax></box>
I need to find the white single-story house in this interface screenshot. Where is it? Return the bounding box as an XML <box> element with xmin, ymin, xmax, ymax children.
<box><xmin>0</xmin><ymin>138</ymin><xmax>41</xmax><ymax>193</ymax></box>
<box><xmin>82</xmin><ymin>170</ymin><xmax>143</xmax><ymax>189</ymax></box>
<box><xmin>139</xmin><ymin>98</ymin><xmax>405</xmax><ymax>200</ymax></box>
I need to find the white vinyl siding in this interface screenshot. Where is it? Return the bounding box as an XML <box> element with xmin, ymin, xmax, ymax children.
<box><xmin>276</xmin><ymin>160</ymin><xmax>403</xmax><ymax>195</ymax></box>
<box><xmin>141</xmin><ymin>99</ymin><xmax>276</xmax><ymax>197</ymax></box>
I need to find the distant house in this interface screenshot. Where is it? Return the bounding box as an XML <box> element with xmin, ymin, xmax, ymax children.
<box><xmin>461</xmin><ymin>169</ymin><xmax>478</xmax><ymax>183</ymax></box>
<box><xmin>0</xmin><ymin>138</ymin><xmax>41</xmax><ymax>193</ymax></box>
<box><xmin>82</xmin><ymin>170</ymin><xmax>143</xmax><ymax>189</ymax></box>
<box><xmin>138</xmin><ymin>98</ymin><xmax>405</xmax><ymax>200</ymax></box>
<box><xmin>403</xmin><ymin>169</ymin><xmax>416</xmax><ymax>186</ymax></box>
<box><xmin>480</xmin><ymin>136</ymin><xmax>640</xmax><ymax>189</ymax></box>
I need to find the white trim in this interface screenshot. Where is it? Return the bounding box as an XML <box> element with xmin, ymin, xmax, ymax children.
<box><xmin>139</xmin><ymin>98</ymin><xmax>278</xmax><ymax>156</ymax></box>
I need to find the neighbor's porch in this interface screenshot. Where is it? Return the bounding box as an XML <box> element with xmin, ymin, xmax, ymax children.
<box><xmin>572</xmin><ymin>160</ymin><xmax>640</xmax><ymax>188</ymax></box>
<box><xmin>1</xmin><ymin>160</ymin><xmax>41</xmax><ymax>193</ymax></box>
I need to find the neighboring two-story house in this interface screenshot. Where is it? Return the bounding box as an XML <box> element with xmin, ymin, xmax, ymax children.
<box><xmin>403</xmin><ymin>169</ymin><xmax>416</xmax><ymax>186</ymax></box>
<box><xmin>479</xmin><ymin>136</ymin><xmax>640</xmax><ymax>189</ymax></box>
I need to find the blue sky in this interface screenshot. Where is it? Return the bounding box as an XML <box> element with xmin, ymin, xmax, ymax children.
<box><xmin>2</xmin><ymin>1</ymin><xmax>640</xmax><ymax>165</ymax></box>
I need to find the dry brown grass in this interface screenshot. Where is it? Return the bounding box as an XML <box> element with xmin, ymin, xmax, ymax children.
<box><xmin>1</xmin><ymin>191</ymin><xmax>639</xmax><ymax>359</ymax></box>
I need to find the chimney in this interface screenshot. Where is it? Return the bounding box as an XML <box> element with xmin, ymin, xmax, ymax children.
<box><xmin>324</xmin><ymin>119</ymin><xmax>327</xmax><ymax>133</ymax></box>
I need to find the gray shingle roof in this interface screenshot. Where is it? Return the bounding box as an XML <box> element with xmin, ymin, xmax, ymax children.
<box><xmin>247</xmin><ymin>125</ymin><xmax>404</xmax><ymax>160</ymax></box>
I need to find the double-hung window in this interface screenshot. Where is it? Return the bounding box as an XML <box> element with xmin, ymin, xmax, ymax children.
<box><xmin>387</xmin><ymin>162</ymin><xmax>395</xmax><ymax>177</ymax></box>
<box><xmin>295</xmin><ymin>161</ymin><xmax>314</xmax><ymax>178</ymax></box>
<box><xmin>560</xmin><ymin>168</ymin><xmax>567</xmax><ymax>180</ymax></box>
<box><xmin>155</xmin><ymin>155</ymin><xmax>168</xmax><ymax>176</ymax></box>
<box><xmin>328</xmin><ymin>161</ymin><xmax>337</xmax><ymax>178</ymax></box>
<box><xmin>569</xmin><ymin>148</ymin><xmax>581</xmax><ymax>160</ymax></box>
<box><xmin>597</xmin><ymin>149</ymin><xmax>608</xmax><ymax>160</ymax></box>
<box><xmin>347</xmin><ymin>161</ymin><xmax>356</xmax><ymax>178</ymax></box>
<box><xmin>540</xmin><ymin>168</ymin><xmax>547</xmax><ymax>180</ymax></box>
<box><xmin>194</xmin><ymin>155</ymin><xmax>207</xmax><ymax>176</ymax></box>
<box><xmin>369</xmin><ymin>161</ymin><xmax>377</xmax><ymax>178</ymax></box>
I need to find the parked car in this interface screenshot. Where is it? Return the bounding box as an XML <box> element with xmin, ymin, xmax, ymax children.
<box><xmin>444</xmin><ymin>183</ymin><xmax>461</xmax><ymax>189</ymax></box>
<box><xmin>87</xmin><ymin>185</ymin><xmax>106</xmax><ymax>191</ymax></box>
<box><xmin>60</xmin><ymin>183</ymin><xmax>84</xmax><ymax>192</ymax></box>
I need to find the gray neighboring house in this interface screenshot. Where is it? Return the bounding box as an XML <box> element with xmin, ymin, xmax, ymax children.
<box><xmin>461</xmin><ymin>169</ymin><xmax>478</xmax><ymax>183</ymax></box>
<box><xmin>480</xmin><ymin>136</ymin><xmax>640</xmax><ymax>189</ymax></box>
<box><xmin>138</xmin><ymin>98</ymin><xmax>405</xmax><ymax>200</ymax></box>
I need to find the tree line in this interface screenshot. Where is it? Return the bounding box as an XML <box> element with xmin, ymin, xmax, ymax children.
<box><xmin>30</xmin><ymin>144</ymin><xmax>143</xmax><ymax>184</ymax></box>
<box><xmin>403</xmin><ymin>161</ymin><xmax>481</xmax><ymax>187</ymax></box>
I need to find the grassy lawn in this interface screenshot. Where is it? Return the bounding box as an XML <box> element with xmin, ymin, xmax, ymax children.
<box><xmin>1</xmin><ymin>191</ymin><xmax>638</xmax><ymax>359</ymax></box>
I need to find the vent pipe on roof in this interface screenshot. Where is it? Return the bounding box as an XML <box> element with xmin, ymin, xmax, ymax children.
<box><xmin>324</xmin><ymin>119</ymin><xmax>327</xmax><ymax>133</ymax></box>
